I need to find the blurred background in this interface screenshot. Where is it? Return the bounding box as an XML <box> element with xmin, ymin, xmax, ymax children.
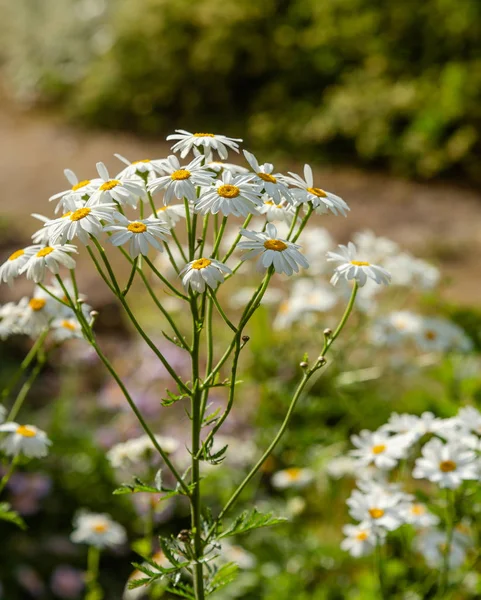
<box><xmin>1</xmin><ymin>1</ymin><xmax>481</xmax><ymax>598</ymax></box>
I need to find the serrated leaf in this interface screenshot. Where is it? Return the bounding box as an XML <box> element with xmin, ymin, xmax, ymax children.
<box><xmin>207</xmin><ymin>562</ymin><xmax>239</xmax><ymax>594</ymax></box>
<box><xmin>0</xmin><ymin>503</ymin><xmax>26</xmax><ymax>530</ymax></box>
<box><xmin>218</xmin><ymin>508</ymin><xmax>287</xmax><ymax>539</ymax></box>
<box><xmin>161</xmin><ymin>390</ymin><xmax>189</xmax><ymax>407</ymax></box>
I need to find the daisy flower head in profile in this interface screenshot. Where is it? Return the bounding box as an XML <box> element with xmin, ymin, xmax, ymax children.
<box><xmin>350</xmin><ymin>429</ymin><xmax>410</xmax><ymax>470</ymax></box>
<box><xmin>206</xmin><ymin>160</ymin><xmax>249</xmax><ymax>176</ymax></box>
<box><xmin>243</xmin><ymin>150</ymin><xmax>293</xmax><ymax>204</ymax></box>
<box><xmin>180</xmin><ymin>258</ymin><xmax>232</xmax><ymax>293</ymax></box>
<box><xmin>0</xmin><ymin>245</ymin><xmax>41</xmax><ymax>286</ymax></box>
<box><xmin>103</xmin><ymin>215</ymin><xmax>170</xmax><ymax>258</ymax></box>
<box><xmin>0</xmin><ymin>423</ymin><xmax>51</xmax><ymax>458</ymax></box>
<box><xmin>341</xmin><ymin>522</ymin><xmax>377</xmax><ymax>557</ymax></box>
<box><xmin>412</xmin><ymin>438</ymin><xmax>478</xmax><ymax>489</ymax></box>
<box><xmin>167</xmin><ymin>130</ymin><xmax>242</xmax><ymax>161</ymax></box>
<box><xmin>71</xmin><ymin>511</ymin><xmax>127</xmax><ymax>549</ymax></box>
<box><xmin>0</xmin><ymin>301</ymin><xmax>28</xmax><ymax>339</ymax></box>
<box><xmin>401</xmin><ymin>502</ymin><xmax>440</xmax><ymax>528</ymax></box>
<box><xmin>114</xmin><ymin>153</ymin><xmax>168</xmax><ymax>181</ymax></box>
<box><xmin>20</xmin><ymin>244</ymin><xmax>78</xmax><ymax>283</ymax></box>
<box><xmin>150</xmin><ymin>204</ymin><xmax>186</xmax><ymax>229</ymax></box>
<box><xmin>49</xmin><ymin>168</ymin><xmax>101</xmax><ymax>214</ymax></box>
<box><xmin>50</xmin><ymin>317</ymin><xmax>84</xmax><ymax>343</ymax></box>
<box><xmin>148</xmin><ymin>154</ymin><xmax>215</xmax><ymax>204</ymax></box>
<box><xmin>347</xmin><ymin>487</ymin><xmax>404</xmax><ymax>532</ymax></box>
<box><xmin>195</xmin><ymin>170</ymin><xmax>262</xmax><ymax>217</ymax></box>
<box><xmin>416</xmin><ymin>529</ymin><xmax>468</xmax><ymax>570</ymax></box>
<box><xmin>327</xmin><ymin>242</ymin><xmax>391</xmax><ymax>287</ymax></box>
<box><xmin>455</xmin><ymin>406</ymin><xmax>481</xmax><ymax>437</ymax></box>
<box><xmin>46</xmin><ymin>198</ymin><xmax>117</xmax><ymax>245</ymax></box>
<box><xmin>31</xmin><ymin>214</ymin><xmax>52</xmax><ymax>245</ymax></box>
<box><xmin>271</xmin><ymin>467</ymin><xmax>314</xmax><ymax>490</ymax></box>
<box><xmin>89</xmin><ymin>162</ymin><xmax>145</xmax><ymax>207</ymax></box>
<box><xmin>257</xmin><ymin>195</ymin><xmax>298</xmax><ymax>226</ymax></box>
<box><xmin>282</xmin><ymin>164</ymin><xmax>349</xmax><ymax>216</ymax></box>
<box><xmin>238</xmin><ymin>223</ymin><xmax>309</xmax><ymax>276</ymax></box>
<box><xmin>16</xmin><ymin>287</ymin><xmax>60</xmax><ymax>336</ymax></box>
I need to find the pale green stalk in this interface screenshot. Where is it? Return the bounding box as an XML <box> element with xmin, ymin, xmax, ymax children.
<box><xmin>85</xmin><ymin>546</ymin><xmax>103</xmax><ymax>600</ymax></box>
<box><xmin>0</xmin><ymin>457</ymin><xmax>19</xmax><ymax>495</ymax></box>
<box><xmin>6</xmin><ymin>347</ymin><xmax>48</xmax><ymax>422</ymax></box>
<box><xmin>440</xmin><ymin>489</ymin><xmax>455</xmax><ymax>595</ymax></box>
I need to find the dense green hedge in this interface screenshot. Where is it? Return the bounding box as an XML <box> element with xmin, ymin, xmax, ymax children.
<box><xmin>4</xmin><ymin>0</ymin><xmax>481</xmax><ymax>180</ymax></box>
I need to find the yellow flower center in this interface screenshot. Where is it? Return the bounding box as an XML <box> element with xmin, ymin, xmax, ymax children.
<box><xmin>92</xmin><ymin>523</ymin><xmax>108</xmax><ymax>533</ymax></box>
<box><xmin>127</xmin><ymin>222</ymin><xmax>147</xmax><ymax>234</ymax></box>
<box><xmin>439</xmin><ymin>460</ymin><xmax>457</xmax><ymax>472</ymax></box>
<box><xmin>217</xmin><ymin>184</ymin><xmax>240</xmax><ymax>198</ymax></box>
<box><xmin>372</xmin><ymin>444</ymin><xmax>386</xmax><ymax>455</ymax></box>
<box><xmin>411</xmin><ymin>504</ymin><xmax>425</xmax><ymax>516</ymax></box>
<box><xmin>368</xmin><ymin>508</ymin><xmax>385</xmax><ymax>519</ymax></box>
<box><xmin>8</xmin><ymin>249</ymin><xmax>24</xmax><ymax>261</ymax></box>
<box><xmin>29</xmin><ymin>298</ymin><xmax>46</xmax><ymax>311</ymax></box>
<box><xmin>72</xmin><ymin>179</ymin><xmax>90</xmax><ymax>191</ymax></box>
<box><xmin>191</xmin><ymin>258</ymin><xmax>212</xmax><ymax>270</ymax></box>
<box><xmin>356</xmin><ymin>531</ymin><xmax>369</xmax><ymax>541</ymax></box>
<box><xmin>36</xmin><ymin>247</ymin><xmax>54</xmax><ymax>258</ymax></box>
<box><xmin>425</xmin><ymin>330</ymin><xmax>437</xmax><ymax>341</ymax></box>
<box><xmin>307</xmin><ymin>187</ymin><xmax>327</xmax><ymax>198</ymax></box>
<box><xmin>70</xmin><ymin>207</ymin><xmax>91</xmax><ymax>221</ymax></box>
<box><xmin>62</xmin><ymin>211</ymin><xmax>73</xmax><ymax>218</ymax></box>
<box><xmin>171</xmin><ymin>169</ymin><xmax>191</xmax><ymax>181</ymax></box>
<box><xmin>99</xmin><ymin>180</ymin><xmax>121</xmax><ymax>191</ymax></box>
<box><xmin>194</xmin><ymin>133</ymin><xmax>215</xmax><ymax>137</ymax></box>
<box><xmin>285</xmin><ymin>467</ymin><xmax>302</xmax><ymax>481</ymax></box>
<box><xmin>156</xmin><ymin>207</ymin><xmax>167</xmax><ymax>212</ymax></box>
<box><xmin>264</xmin><ymin>200</ymin><xmax>275</xmax><ymax>206</ymax></box>
<box><xmin>61</xmin><ymin>320</ymin><xmax>77</xmax><ymax>331</ymax></box>
<box><xmin>257</xmin><ymin>172</ymin><xmax>277</xmax><ymax>184</ymax></box>
<box><xmin>133</xmin><ymin>159</ymin><xmax>151</xmax><ymax>164</ymax></box>
<box><xmin>16</xmin><ymin>425</ymin><xmax>36</xmax><ymax>437</ymax></box>
<box><xmin>351</xmin><ymin>260</ymin><xmax>371</xmax><ymax>267</ymax></box>
<box><xmin>264</xmin><ymin>239</ymin><xmax>288</xmax><ymax>252</ymax></box>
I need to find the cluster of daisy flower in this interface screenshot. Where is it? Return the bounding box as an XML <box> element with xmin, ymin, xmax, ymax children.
<box><xmin>340</xmin><ymin>406</ymin><xmax>481</xmax><ymax>570</ymax></box>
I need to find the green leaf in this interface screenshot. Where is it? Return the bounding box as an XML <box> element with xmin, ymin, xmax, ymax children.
<box><xmin>218</xmin><ymin>508</ymin><xmax>287</xmax><ymax>539</ymax></box>
<box><xmin>161</xmin><ymin>390</ymin><xmax>189</xmax><ymax>407</ymax></box>
<box><xmin>165</xmin><ymin>583</ymin><xmax>196</xmax><ymax>599</ymax></box>
<box><xmin>0</xmin><ymin>503</ymin><xmax>26</xmax><ymax>530</ymax></box>
<box><xmin>207</xmin><ymin>562</ymin><xmax>239</xmax><ymax>594</ymax></box>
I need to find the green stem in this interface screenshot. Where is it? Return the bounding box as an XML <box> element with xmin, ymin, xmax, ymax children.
<box><xmin>0</xmin><ymin>457</ymin><xmax>19</xmax><ymax>495</ymax></box>
<box><xmin>122</xmin><ymin>258</ymin><xmax>138</xmax><ymax>296</ymax></box>
<box><xmin>440</xmin><ymin>489</ymin><xmax>455</xmax><ymax>595</ymax></box>
<box><xmin>6</xmin><ymin>349</ymin><xmax>47</xmax><ymax>422</ymax></box>
<box><xmin>375</xmin><ymin>537</ymin><xmax>387</xmax><ymax>600</ymax></box>
<box><xmin>198</xmin><ymin>214</ymin><xmax>210</xmax><ymax>258</ymax></box>
<box><xmin>221</xmin><ymin>214</ymin><xmax>252</xmax><ymax>263</ymax></box>
<box><xmin>143</xmin><ymin>256</ymin><xmax>189</xmax><ymax>301</ymax></box>
<box><xmin>208</xmin><ymin>291</ymin><xmax>237</xmax><ymax>332</ymax></box>
<box><xmin>211</xmin><ymin>216</ymin><xmax>228</xmax><ymax>259</ymax></box>
<box><xmin>291</xmin><ymin>204</ymin><xmax>313</xmax><ymax>243</ymax></box>
<box><xmin>86</xmin><ymin>546</ymin><xmax>102</xmax><ymax>600</ymax></box>
<box><xmin>286</xmin><ymin>206</ymin><xmax>301</xmax><ymax>240</ymax></box>
<box><xmin>171</xmin><ymin>230</ymin><xmax>188</xmax><ymax>263</ymax></box>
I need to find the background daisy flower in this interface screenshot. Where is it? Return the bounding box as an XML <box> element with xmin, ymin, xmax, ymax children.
<box><xmin>20</xmin><ymin>244</ymin><xmax>78</xmax><ymax>283</ymax></box>
<box><xmin>0</xmin><ymin>423</ymin><xmax>51</xmax><ymax>458</ymax></box>
<box><xmin>327</xmin><ymin>242</ymin><xmax>391</xmax><ymax>287</ymax></box>
<box><xmin>0</xmin><ymin>245</ymin><xmax>40</xmax><ymax>285</ymax></box>
<box><xmin>49</xmin><ymin>168</ymin><xmax>101</xmax><ymax>214</ymax></box>
<box><xmin>150</xmin><ymin>204</ymin><xmax>186</xmax><ymax>229</ymax></box>
<box><xmin>103</xmin><ymin>215</ymin><xmax>170</xmax><ymax>258</ymax></box>
<box><xmin>114</xmin><ymin>153</ymin><xmax>167</xmax><ymax>181</ymax></box>
<box><xmin>46</xmin><ymin>199</ymin><xmax>117</xmax><ymax>245</ymax></box>
<box><xmin>70</xmin><ymin>512</ymin><xmax>127</xmax><ymax>549</ymax></box>
<box><xmin>167</xmin><ymin>130</ymin><xmax>242</xmax><ymax>160</ymax></box>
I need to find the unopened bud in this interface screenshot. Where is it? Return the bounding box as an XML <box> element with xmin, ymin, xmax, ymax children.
<box><xmin>300</xmin><ymin>361</ymin><xmax>308</xmax><ymax>369</ymax></box>
<box><xmin>90</xmin><ymin>310</ymin><xmax>99</xmax><ymax>318</ymax></box>
<box><xmin>196</xmin><ymin>238</ymin><xmax>203</xmax><ymax>245</ymax></box>
<box><xmin>241</xmin><ymin>335</ymin><xmax>250</xmax><ymax>343</ymax></box>
<box><xmin>177</xmin><ymin>529</ymin><xmax>191</xmax><ymax>542</ymax></box>
<box><xmin>77</xmin><ymin>298</ymin><xmax>85</xmax><ymax>305</ymax></box>
<box><xmin>323</xmin><ymin>328</ymin><xmax>332</xmax><ymax>338</ymax></box>
<box><xmin>317</xmin><ymin>356</ymin><xmax>327</xmax><ymax>367</ymax></box>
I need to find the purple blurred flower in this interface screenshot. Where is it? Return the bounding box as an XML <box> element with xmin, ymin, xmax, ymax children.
<box><xmin>50</xmin><ymin>565</ymin><xmax>85</xmax><ymax>599</ymax></box>
<box><xmin>8</xmin><ymin>473</ymin><xmax>52</xmax><ymax>516</ymax></box>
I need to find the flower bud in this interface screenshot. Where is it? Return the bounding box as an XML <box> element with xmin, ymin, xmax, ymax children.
<box><xmin>300</xmin><ymin>361</ymin><xmax>308</xmax><ymax>369</ymax></box>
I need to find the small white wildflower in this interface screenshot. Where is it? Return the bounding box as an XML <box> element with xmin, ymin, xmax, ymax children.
<box><xmin>195</xmin><ymin>170</ymin><xmax>262</xmax><ymax>217</ymax></box>
<box><xmin>71</xmin><ymin>511</ymin><xmax>127</xmax><ymax>549</ymax></box>
<box><xmin>46</xmin><ymin>199</ymin><xmax>117</xmax><ymax>245</ymax></box>
<box><xmin>151</xmin><ymin>204</ymin><xmax>186</xmax><ymax>229</ymax></box>
<box><xmin>107</xmin><ymin>434</ymin><xmax>179</xmax><ymax>470</ymax></box>
<box><xmin>416</xmin><ymin>529</ymin><xmax>468</xmax><ymax>569</ymax></box>
<box><xmin>327</xmin><ymin>242</ymin><xmax>391</xmax><ymax>287</ymax></box>
<box><xmin>167</xmin><ymin>130</ymin><xmax>242</xmax><ymax>160</ymax></box>
<box><xmin>341</xmin><ymin>522</ymin><xmax>377</xmax><ymax>557</ymax></box>
<box><xmin>271</xmin><ymin>467</ymin><xmax>314</xmax><ymax>490</ymax></box>
<box><xmin>401</xmin><ymin>503</ymin><xmax>440</xmax><ymax>528</ymax></box>
<box><xmin>49</xmin><ymin>169</ymin><xmax>101</xmax><ymax>214</ymax></box>
<box><xmin>31</xmin><ymin>214</ymin><xmax>52</xmax><ymax>245</ymax></box>
<box><xmin>238</xmin><ymin>223</ymin><xmax>309</xmax><ymax>275</ymax></box>
<box><xmin>415</xmin><ymin>317</ymin><xmax>472</xmax><ymax>353</ymax></box>
<box><xmin>455</xmin><ymin>406</ymin><xmax>481</xmax><ymax>436</ymax></box>
<box><xmin>347</xmin><ymin>488</ymin><xmax>404</xmax><ymax>532</ymax></box>
<box><xmin>89</xmin><ymin>162</ymin><xmax>145</xmax><ymax>207</ymax></box>
<box><xmin>114</xmin><ymin>154</ymin><xmax>167</xmax><ymax>181</ymax></box>
<box><xmin>350</xmin><ymin>430</ymin><xmax>410</xmax><ymax>470</ymax></box>
<box><xmin>50</xmin><ymin>317</ymin><xmax>84</xmax><ymax>342</ymax></box>
<box><xmin>0</xmin><ymin>246</ymin><xmax>41</xmax><ymax>286</ymax></box>
<box><xmin>370</xmin><ymin>311</ymin><xmax>423</xmax><ymax>347</ymax></box>
<box><xmin>243</xmin><ymin>150</ymin><xmax>293</xmax><ymax>203</ymax></box>
<box><xmin>20</xmin><ymin>245</ymin><xmax>78</xmax><ymax>283</ymax></box>
<box><xmin>0</xmin><ymin>423</ymin><xmax>51</xmax><ymax>458</ymax></box>
<box><xmin>257</xmin><ymin>196</ymin><xmax>298</xmax><ymax>225</ymax></box>
<box><xmin>0</xmin><ymin>301</ymin><xmax>27</xmax><ymax>339</ymax></box>
<box><xmin>180</xmin><ymin>258</ymin><xmax>231</xmax><ymax>293</ymax></box>
<box><xmin>103</xmin><ymin>215</ymin><xmax>170</xmax><ymax>258</ymax></box>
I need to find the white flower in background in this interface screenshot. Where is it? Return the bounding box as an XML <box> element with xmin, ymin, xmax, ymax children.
<box><xmin>0</xmin><ymin>302</ymin><xmax>27</xmax><ymax>339</ymax></box>
<box><xmin>0</xmin><ymin>246</ymin><xmax>40</xmax><ymax>285</ymax></box>
<box><xmin>167</xmin><ymin>130</ymin><xmax>242</xmax><ymax>160</ymax></box>
<box><xmin>238</xmin><ymin>223</ymin><xmax>309</xmax><ymax>276</ymax></box>
<box><xmin>150</xmin><ymin>204</ymin><xmax>186</xmax><ymax>229</ymax></box>
<box><xmin>31</xmin><ymin>214</ymin><xmax>52</xmax><ymax>245</ymax></box>
<box><xmin>415</xmin><ymin>317</ymin><xmax>472</xmax><ymax>353</ymax></box>
<box><xmin>49</xmin><ymin>168</ymin><xmax>101</xmax><ymax>214</ymax></box>
<box><xmin>107</xmin><ymin>434</ymin><xmax>179</xmax><ymax>470</ymax></box>
<box><xmin>103</xmin><ymin>215</ymin><xmax>170</xmax><ymax>258</ymax></box>
<box><xmin>148</xmin><ymin>154</ymin><xmax>215</xmax><ymax>204</ymax></box>
<box><xmin>297</xmin><ymin>227</ymin><xmax>334</xmax><ymax>275</ymax></box>
<box><xmin>380</xmin><ymin>412</ymin><xmax>425</xmax><ymax>442</ymax></box>
<box><xmin>89</xmin><ymin>162</ymin><xmax>145</xmax><ymax>207</ymax></box>
<box><xmin>352</xmin><ymin>230</ymin><xmax>399</xmax><ymax>263</ymax></box>
<box><xmin>274</xmin><ymin>279</ymin><xmax>337</xmax><ymax>329</ymax></box>
<box><xmin>0</xmin><ymin>405</ymin><xmax>5</xmax><ymax>424</ymax></box>
<box><xmin>51</xmin><ymin>317</ymin><xmax>84</xmax><ymax>342</ymax></box>
<box><xmin>416</xmin><ymin>529</ymin><xmax>468</xmax><ymax>569</ymax></box>
<box><xmin>46</xmin><ymin>199</ymin><xmax>117</xmax><ymax>245</ymax></box>
<box><xmin>0</xmin><ymin>423</ymin><xmax>51</xmax><ymax>458</ymax></box>
<box><xmin>257</xmin><ymin>196</ymin><xmax>298</xmax><ymax>225</ymax></box>
<box><xmin>219</xmin><ymin>540</ymin><xmax>257</xmax><ymax>569</ymax></box>
<box><xmin>347</xmin><ymin>488</ymin><xmax>404</xmax><ymax>531</ymax></box>
<box><xmin>16</xmin><ymin>289</ymin><xmax>60</xmax><ymax>336</ymax></box>
<box><xmin>114</xmin><ymin>154</ymin><xmax>167</xmax><ymax>180</ymax></box>
<box><xmin>401</xmin><ymin>503</ymin><xmax>440</xmax><ymax>528</ymax></box>
<box><xmin>271</xmin><ymin>467</ymin><xmax>314</xmax><ymax>490</ymax></box>
<box><xmin>327</xmin><ymin>242</ymin><xmax>391</xmax><ymax>287</ymax></box>
<box><xmin>20</xmin><ymin>245</ymin><xmax>78</xmax><ymax>283</ymax></box>
<box><xmin>455</xmin><ymin>406</ymin><xmax>481</xmax><ymax>436</ymax></box>
<box><xmin>195</xmin><ymin>171</ymin><xmax>262</xmax><ymax>217</ymax></box>
<box><xmin>71</xmin><ymin>512</ymin><xmax>127</xmax><ymax>549</ymax></box>
<box><xmin>341</xmin><ymin>522</ymin><xmax>377</xmax><ymax>557</ymax></box>
<box><xmin>206</xmin><ymin>161</ymin><xmax>249</xmax><ymax>175</ymax></box>
<box><xmin>180</xmin><ymin>258</ymin><xmax>231</xmax><ymax>293</ymax></box>
<box><xmin>370</xmin><ymin>311</ymin><xmax>423</xmax><ymax>347</ymax></box>
<box><xmin>383</xmin><ymin>253</ymin><xmax>440</xmax><ymax>290</ymax></box>
<box><xmin>350</xmin><ymin>430</ymin><xmax>410</xmax><ymax>470</ymax></box>
<box><xmin>229</xmin><ymin>286</ymin><xmax>279</xmax><ymax>310</ymax></box>
<box><xmin>326</xmin><ymin>456</ymin><xmax>359</xmax><ymax>480</ymax></box>
<box><xmin>412</xmin><ymin>438</ymin><xmax>478</xmax><ymax>489</ymax></box>
<box><xmin>282</xmin><ymin>164</ymin><xmax>349</xmax><ymax>216</ymax></box>
<box><xmin>243</xmin><ymin>150</ymin><xmax>293</xmax><ymax>204</ymax></box>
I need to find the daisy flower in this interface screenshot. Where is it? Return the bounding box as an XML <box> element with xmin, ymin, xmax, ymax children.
<box><xmin>103</xmin><ymin>215</ymin><xmax>170</xmax><ymax>258</ymax></box>
<box><xmin>206</xmin><ymin>161</ymin><xmax>249</xmax><ymax>176</ymax></box>
<box><xmin>243</xmin><ymin>150</ymin><xmax>293</xmax><ymax>203</ymax></box>
<box><xmin>416</xmin><ymin>529</ymin><xmax>468</xmax><ymax>569</ymax></box>
<box><xmin>415</xmin><ymin>317</ymin><xmax>472</xmax><ymax>353</ymax></box>
<box><xmin>107</xmin><ymin>434</ymin><xmax>178</xmax><ymax>470</ymax></box>
<box><xmin>0</xmin><ymin>245</ymin><xmax>41</xmax><ymax>286</ymax></box>
<box><xmin>350</xmin><ymin>430</ymin><xmax>410</xmax><ymax>470</ymax></box>
<box><xmin>20</xmin><ymin>244</ymin><xmax>78</xmax><ymax>283</ymax></box>
<box><xmin>167</xmin><ymin>130</ymin><xmax>242</xmax><ymax>160</ymax></box>
<box><xmin>0</xmin><ymin>301</ymin><xmax>28</xmax><ymax>339</ymax></box>
<box><xmin>412</xmin><ymin>438</ymin><xmax>478</xmax><ymax>489</ymax></box>
<box><xmin>271</xmin><ymin>467</ymin><xmax>314</xmax><ymax>490</ymax></box>
<box><xmin>114</xmin><ymin>153</ymin><xmax>167</xmax><ymax>180</ymax></box>
<box><xmin>16</xmin><ymin>290</ymin><xmax>59</xmax><ymax>336</ymax></box>
<box><xmin>257</xmin><ymin>195</ymin><xmax>298</xmax><ymax>225</ymax></box>
<box><xmin>370</xmin><ymin>311</ymin><xmax>422</xmax><ymax>347</ymax></box>
<box><xmin>347</xmin><ymin>488</ymin><xmax>404</xmax><ymax>532</ymax></box>
<box><xmin>148</xmin><ymin>154</ymin><xmax>215</xmax><ymax>204</ymax></box>
<box><xmin>401</xmin><ymin>503</ymin><xmax>440</xmax><ymax>528</ymax></box>
<box><xmin>150</xmin><ymin>204</ymin><xmax>186</xmax><ymax>229</ymax></box>
<box><xmin>455</xmin><ymin>406</ymin><xmax>481</xmax><ymax>436</ymax></box>
<box><xmin>71</xmin><ymin>511</ymin><xmax>127</xmax><ymax>549</ymax></box>
<box><xmin>0</xmin><ymin>423</ymin><xmax>51</xmax><ymax>458</ymax></box>
<box><xmin>327</xmin><ymin>242</ymin><xmax>391</xmax><ymax>287</ymax></box>
<box><xmin>274</xmin><ymin>279</ymin><xmax>337</xmax><ymax>329</ymax></box>
<box><xmin>89</xmin><ymin>162</ymin><xmax>145</xmax><ymax>207</ymax></box>
<box><xmin>46</xmin><ymin>198</ymin><xmax>117</xmax><ymax>245</ymax></box>
<box><xmin>180</xmin><ymin>258</ymin><xmax>232</xmax><ymax>293</ymax></box>
<box><xmin>195</xmin><ymin>171</ymin><xmax>262</xmax><ymax>217</ymax></box>
<box><xmin>282</xmin><ymin>164</ymin><xmax>349</xmax><ymax>216</ymax></box>
<box><xmin>380</xmin><ymin>412</ymin><xmax>425</xmax><ymax>442</ymax></box>
<box><xmin>31</xmin><ymin>214</ymin><xmax>52</xmax><ymax>245</ymax></box>
<box><xmin>341</xmin><ymin>522</ymin><xmax>377</xmax><ymax>557</ymax></box>
<box><xmin>238</xmin><ymin>223</ymin><xmax>309</xmax><ymax>275</ymax></box>
<box><xmin>51</xmin><ymin>317</ymin><xmax>84</xmax><ymax>343</ymax></box>
<box><xmin>49</xmin><ymin>168</ymin><xmax>101</xmax><ymax>214</ymax></box>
